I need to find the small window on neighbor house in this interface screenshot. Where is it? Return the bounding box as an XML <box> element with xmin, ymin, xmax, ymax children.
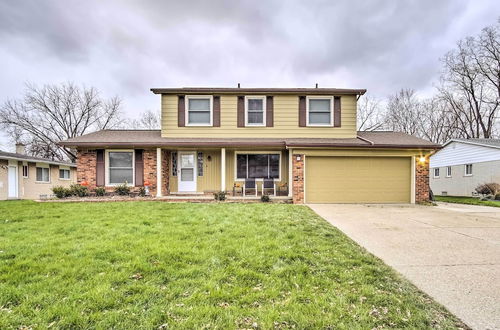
<box><xmin>434</xmin><ymin>168</ymin><xmax>440</xmax><ymax>178</ymax></box>
<box><xmin>186</xmin><ymin>96</ymin><xmax>212</xmax><ymax>126</ymax></box>
<box><xmin>446</xmin><ymin>166</ymin><xmax>452</xmax><ymax>177</ymax></box>
<box><xmin>22</xmin><ymin>165</ymin><xmax>29</xmax><ymax>178</ymax></box>
<box><xmin>245</xmin><ymin>96</ymin><xmax>266</xmax><ymax>126</ymax></box>
<box><xmin>59</xmin><ymin>168</ymin><xmax>71</xmax><ymax>180</ymax></box>
<box><xmin>307</xmin><ymin>97</ymin><xmax>333</xmax><ymax>126</ymax></box>
<box><xmin>465</xmin><ymin>164</ymin><xmax>473</xmax><ymax>176</ymax></box>
<box><xmin>36</xmin><ymin>167</ymin><xmax>50</xmax><ymax>182</ymax></box>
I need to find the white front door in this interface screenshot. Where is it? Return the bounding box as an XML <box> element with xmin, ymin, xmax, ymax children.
<box><xmin>178</xmin><ymin>152</ymin><xmax>197</xmax><ymax>192</ymax></box>
<box><xmin>8</xmin><ymin>165</ymin><xmax>18</xmax><ymax>199</ymax></box>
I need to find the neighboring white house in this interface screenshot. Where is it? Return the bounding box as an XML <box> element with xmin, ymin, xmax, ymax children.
<box><xmin>430</xmin><ymin>139</ymin><xmax>500</xmax><ymax>196</ymax></box>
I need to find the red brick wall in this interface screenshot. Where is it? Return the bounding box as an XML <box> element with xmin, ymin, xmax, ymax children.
<box><xmin>415</xmin><ymin>157</ymin><xmax>430</xmax><ymax>203</ymax></box>
<box><xmin>143</xmin><ymin>149</ymin><xmax>157</xmax><ymax>195</ymax></box>
<box><xmin>292</xmin><ymin>154</ymin><xmax>305</xmax><ymax>204</ymax></box>
<box><xmin>77</xmin><ymin>149</ymin><xmax>97</xmax><ymax>189</ymax></box>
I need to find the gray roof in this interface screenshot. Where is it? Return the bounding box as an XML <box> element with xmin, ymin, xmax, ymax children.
<box><xmin>150</xmin><ymin>87</ymin><xmax>367</xmax><ymax>95</ymax></box>
<box><xmin>447</xmin><ymin>138</ymin><xmax>500</xmax><ymax>149</ymax></box>
<box><xmin>59</xmin><ymin>129</ymin><xmax>439</xmax><ymax>149</ymax></box>
<box><xmin>0</xmin><ymin>150</ymin><xmax>76</xmax><ymax>167</ymax></box>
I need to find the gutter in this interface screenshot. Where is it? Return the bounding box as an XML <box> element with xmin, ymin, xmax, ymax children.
<box><xmin>0</xmin><ymin>155</ymin><xmax>76</xmax><ymax>167</ymax></box>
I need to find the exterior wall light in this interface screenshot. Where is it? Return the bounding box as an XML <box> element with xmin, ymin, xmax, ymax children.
<box><xmin>418</xmin><ymin>156</ymin><xmax>426</xmax><ymax>164</ymax></box>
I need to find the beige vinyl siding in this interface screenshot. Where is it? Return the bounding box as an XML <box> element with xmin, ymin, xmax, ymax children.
<box><xmin>197</xmin><ymin>150</ymin><xmax>221</xmax><ymax>192</ymax></box>
<box><xmin>161</xmin><ymin>95</ymin><xmax>357</xmax><ymax>138</ymax></box>
<box><xmin>306</xmin><ymin>156</ymin><xmax>411</xmax><ymax>203</ymax></box>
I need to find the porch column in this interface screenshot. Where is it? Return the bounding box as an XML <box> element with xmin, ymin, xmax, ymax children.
<box><xmin>288</xmin><ymin>149</ymin><xmax>293</xmax><ymax>197</ymax></box>
<box><xmin>156</xmin><ymin>147</ymin><xmax>162</xmax><ymax>197</ymax></box>
<box><xmin>221</xmin><ymin>148</ymin><xmax>226</xmax><ymax>191</ymax></box>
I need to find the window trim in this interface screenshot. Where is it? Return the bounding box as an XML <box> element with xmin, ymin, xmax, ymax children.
<box><xmin>464</xmin><ymin>164</ymin><xmax>473</xmax><ymax>176</ymax></box>
<box><xmin>22</xmin><ymin>162</ymin><xmax>29</xmax><ymax>178</ymax></box>
<box><xmin>306</xmin><ymin>96</ymin><xmax>334</xmax><ymax>127</ymax></box>
<box><xmin>185</xmin><ymin>95</ymin><xmax>213</xmax><ymax>127</ymax></box>
<box><xmin>59</xmin><ymin>166</ymin><xmax>71</xmax><ymax>180</ymax></box>
<box><xmin>433</xmin><ymin>168</ymin><xmax>440</xmax><ymax>179</ymax></box>
<box><xmin>244</xmin><ymin>96</ymin><xmax>266</xmax><ymax>127</ymax></box>
<box><xmin>234</xmin><ymin>151</ymin><xmax>281</xmax><ymax>181</ymax></box>
<box><xmin>35</xmin><ymin>163</ymin><xmax>50</xmax><ymax>183</ymax></box>
<box><xmin>446</xmin><ymin>166</ymin><xmax>452</xmax><ymax>178</ymax></box>
<box><xmin>105</xmin><ymin>149</ymin><xmax>135</xmax><ymax>186</ymax></box>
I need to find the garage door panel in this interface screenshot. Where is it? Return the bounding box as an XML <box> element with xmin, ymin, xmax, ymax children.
<box><xmin>306</xmin><ymin>157</ymin><xmax>411</xmax><ymax>203</ymax></box>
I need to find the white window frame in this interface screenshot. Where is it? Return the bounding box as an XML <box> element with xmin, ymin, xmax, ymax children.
<box><xmin>464</xmin><ymin>164</ymin><xmax>473</xmax><ymax>176</ymax></box>
<box><xmin>446</xmin><ymin>166</ymin><xmax>452</xmax><ymax>178</ymax></box>
<box><xmin>245</xmin><ymin>96</ymin><xmax>266</xmax><ymax>127</ymax></box>
<box><xmin>234</xmin><ymin>151</ymin><xmax>281</xmax><ymax>181</ymax></box>
<box><xmin>22</xmin><ymin>162</ymin><xmax>29</xmax><ymax>178</ymax></box>
<box><xmin>59</xmin><ymin>166</ymin><xmax>71</xmax><ymax>180</ymax></box>
<box><xmin>433</xmin><ymin>168</ymin><xmax>440</xmax><ymax>178</ymax></box>
<box><xmin>306</xmin><ymin>96</ymin><xmax>333</xmax><ymax>127</ymax></box>
<box><xmin>35</xmin><ymin>163</ymin><xmax>50</xmax><ymax>183</ymax></box>
<box><xmin>185</xmin><ymin>95</ymin><xmax>213</xmax><ymax>127</ymax></box>
<box><xmin>105</xmin><ymin>149</ymin><xmax>135</xmax><ymax>186</ymax></box>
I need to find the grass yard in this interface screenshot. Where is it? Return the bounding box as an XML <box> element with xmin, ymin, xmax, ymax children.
<box><xmin>0</xmin><ymin>201</ymin><xmax>464</xmax><ymax>329</ymax></box>
<box><xmin>435</xmin><ymin>195</ymin><xmax>500</xmax><ymax>207</ymax></box>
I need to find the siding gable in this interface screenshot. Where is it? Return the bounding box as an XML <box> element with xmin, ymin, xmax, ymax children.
<box><xmin>430</xmin><ymin>142</ymin><xmax>500</xmax><ymax>168</ymax></box>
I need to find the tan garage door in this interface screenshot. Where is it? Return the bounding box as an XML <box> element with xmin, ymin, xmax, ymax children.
<box><xmin>305</xmin><ymin>156</ymin><xmax>411</xmax><ymax>203</ymax></box>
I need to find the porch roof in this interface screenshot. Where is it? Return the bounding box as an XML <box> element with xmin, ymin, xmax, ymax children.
<box><xmin>59</xmin><ymin>130</ymin><xmax>440</xmax><ymax>150</ymax></box>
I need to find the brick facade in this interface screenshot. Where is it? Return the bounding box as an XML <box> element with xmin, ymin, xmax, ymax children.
<box><xmin>292</xmin><ymin>154</ymin><xmax>305</xmax><ymax>204</ymax></box>
<box><xmin>415</xmin><ymin>157</ymin><xmax>430</xmax><ymax>203</ymax></box>
<box><xmin>76</xmin><ymin>148</ymin><xmax>170</xmax><ymax>195</ymax></box>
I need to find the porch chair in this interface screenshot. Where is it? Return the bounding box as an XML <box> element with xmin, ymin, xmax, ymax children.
<box><xmin>243</xmin><ymin>178</ymin><xmax>258</xmax><ymax>196</ymax></box>
<box><xmin>262</xmin><ymin>178</ymin><xmax>276</xmax><ymax>196</ymax></box>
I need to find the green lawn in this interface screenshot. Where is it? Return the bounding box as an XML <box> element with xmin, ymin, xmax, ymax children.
<box><xmin>435</xmin><ymin>195</ymin><xmax>500</xmax><ymax>207</ymax></box>
<box><xmin>0</xmin><ymin>201</ymin><xmax>464</xmax><ymax>329</ymax></box>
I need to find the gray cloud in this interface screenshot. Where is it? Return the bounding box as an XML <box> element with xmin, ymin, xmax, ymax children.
<box><xmin>0</xmin><ymin>0</ymin><xmax>498</xmax><ymax>149</ymax></box>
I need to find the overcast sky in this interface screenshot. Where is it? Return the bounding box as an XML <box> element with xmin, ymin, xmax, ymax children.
<box><xmin>0</xmin><ymin>0</ymin><xmax>498</xmax><ymax>150</ymax></box>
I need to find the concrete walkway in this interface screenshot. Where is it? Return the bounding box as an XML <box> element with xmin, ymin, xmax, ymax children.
<box><xmin>309</xmin><ymin>202</ymin><xmax>500</xmax><ymax>330</ymax></box>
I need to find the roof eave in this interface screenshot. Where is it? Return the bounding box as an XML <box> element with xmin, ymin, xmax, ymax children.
<box><xmin>150</xmin><ymin>88</ymin><xmax>367</xmax><ymax>96</ymax></box>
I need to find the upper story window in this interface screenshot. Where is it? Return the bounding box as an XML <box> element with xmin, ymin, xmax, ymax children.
<box><xmin>433</xmin><ymin>168</ymin><xmax>440</xmax><ymax>178</ymax></box>
<box><xmin>186</xmin><ymin>96</ymin><xmax>212</xmax><ymax>126</ymax></box>
<box><xmin>107</xmin><ymin>150</ymin><xmax>134</xmax><ymax>186</ymax></box>
<box><xmin>307</xmin><ymin>96</ymin><xmax>333</xmax><ymax>126</ymax></box>
<box><xmin>245</xmin><ymin>96</ymin><xmax>266</xmax><ymax>126</ymax></box>
<box><xmin>465</xmin><ymin>164</ymin><xmax>473</xmax><ymax>176</ymax></box>
<box><xmin>36</xmin><ymin>164</ymin><xmax>50</xmax><ymax>183</ymax></box>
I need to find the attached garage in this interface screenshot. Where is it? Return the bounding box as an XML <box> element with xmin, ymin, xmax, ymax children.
<box><xmin>305</xmin><ymin>156</ymin><xmax>412</xmax><ymax>203</ymax></box>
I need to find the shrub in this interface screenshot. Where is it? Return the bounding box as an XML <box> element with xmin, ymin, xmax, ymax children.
<box><xmin>69</xmin><ymin>184</ymin><xmax>88</xmax><ymax>197</ymax></box>
<box><xmin>114</xmin><ymin>183</ymin><xmax>131</xmax><ymax>196</ymax></box>
<box><xmin>261</xmin><ymin>195</ymin><xmax>270</xmax><ymax>203</ymax></box>
<box><xmin>52</xmin><ymin>186</ymin><xmax>70</xmax><ymax>199</ymax></box>
<box><xmin>214</xmin><ymin>191</ymin><xmax>227</xmax><ymax>201</ymax></box>
<box><xmin>495</xmin><ymin>194</ymin><xmax>500</xmax><ymax>201</ymax></box>
<box><xmin>94</xmin><ymin>187</ymin><xmax>106</xmax><ymax>197</ymax></box>
<box><xmin>475</xmin><ymin>183</ymin><xmax>500</xmax><ymax>196</ymax></box>
<box><xmin>138</xmin><ymin>187</ymin><xmax>146</xmax><ymax>197</ymax></box>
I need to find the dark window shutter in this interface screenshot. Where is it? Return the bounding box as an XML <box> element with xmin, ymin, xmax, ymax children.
<box><xmin>266</xmin><ymin>96</ymin><xmax>274</xmax><ymax>127</ymax></box>
<box><xmin>178</xmin><ymin>95</ymin><xmax>185</xmax><ymax>127</ymax></box>
<box><xmin>135</xmin><ymin>149</ymin><xmax>144</xmax><ymax>186</ymax></box>
<box><xmin>96</xmin><ymin>149</ymin><xmax>105</xmax><ymax>186</ymax></box>
<box><xmin>213</xmin><ymin>96</ymin><xmax>221</xmax><ymax>127</ymax></box>
<box><xmin>298</xmin><ymin>96</ymin><xmax>306</xmax><ymax>127</ymax></box>
<box><xmin>334</xmin><ymin>96</ymin><xmax>341</xmax><ymax>127</ymax></box>
<box><xmin>237</xmin><ymin>96</ymin><xmax>245</xmax><ymax>127</ymax></box>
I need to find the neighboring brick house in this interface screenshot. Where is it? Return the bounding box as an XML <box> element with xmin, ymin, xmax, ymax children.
<box><xmin>0</xmin><ymin>144</ymin><xmax>76</xmax><ymax>200</ymax></box>
<box><xmin>60</xmin><ymin>87</ymin><xmax>438</xmax><ymax>203</ymax></box>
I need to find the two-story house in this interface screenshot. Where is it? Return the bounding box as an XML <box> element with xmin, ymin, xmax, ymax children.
<box><xmin>60</xmin><ymin>87</ymin><xmax>439</xmax><ymax>203</ymax></box>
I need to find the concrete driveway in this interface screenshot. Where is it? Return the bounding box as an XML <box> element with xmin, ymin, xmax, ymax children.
<box><xmin>309</xmin><ymin>202</ymin><xmax>500</xmax><ymax>330</ymax></box>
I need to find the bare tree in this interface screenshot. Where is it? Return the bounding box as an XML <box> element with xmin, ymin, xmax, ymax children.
<box><xmin>129</xmin><ymin>110</ymin><xmax>161</xmax><ymax>129</ymax></box>
<box><xmin>0</xmin><ymin>82</ymin><xmax>122</xmax><ymax>161</ymax></box>
<box><xmin>438</xmin><ymin>21</ymin><xmax>500</xmax><ymax>138</ymax></box>
<box><xmin>385</xmin><ymin>89</ymin><xmax>422</xmax><ymax>136</ymax></box>
<box><xmin>357</xmin><ymin>95</ymin><xmax>385</xmax><ymax>131</ymax></box>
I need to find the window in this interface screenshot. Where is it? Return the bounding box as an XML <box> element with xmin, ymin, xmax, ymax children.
<box><xmin>245</xmin><ymin>96</ymin><xmax>266</xmax><ymax>126</ymax></box>
<box><xmin>36</xmin><ymin>166</ymin><xmax>50</xmax><ymax>182</ymax></box>
<box><xmin>108</xmin><ymin>151</ymin><xmax>134</xmax><ymax>185</ymax></box>
<box><xmin>22</xmin><ymin>164</ymin><xmax>28</xmax><ymax>178</ymax></box>
<box><xmin>236</xmin><ymin>153</ymin><xmax>280</xmax><ymax>180</ymax></box>
<box><xmin>59</xmin><ymin>168</ymin><xmax>71</xmax><ymax>180</ymax></box>
<box><xmin>446</xmin><ymin>166</ymin><xmax>452</xmax><ymax>177</ymax></box>
<box><xmin>307</xmin><ymin>96</ymin><xmax>333</xmax><ymax>126</ymax></box>
<box><xmin>186</xmin><ymin>96</ymin><xmax>212</xmax><ymax>126</ymax></box>
<box><xmin>433</xmin><ymin>168</ymin><xmax>440</xmax><ymax>178</ymax></box>
<box><xmin>465</xmin><ymin>164</ymin><xmax>473</xmax><ymax>176</ymax></box>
